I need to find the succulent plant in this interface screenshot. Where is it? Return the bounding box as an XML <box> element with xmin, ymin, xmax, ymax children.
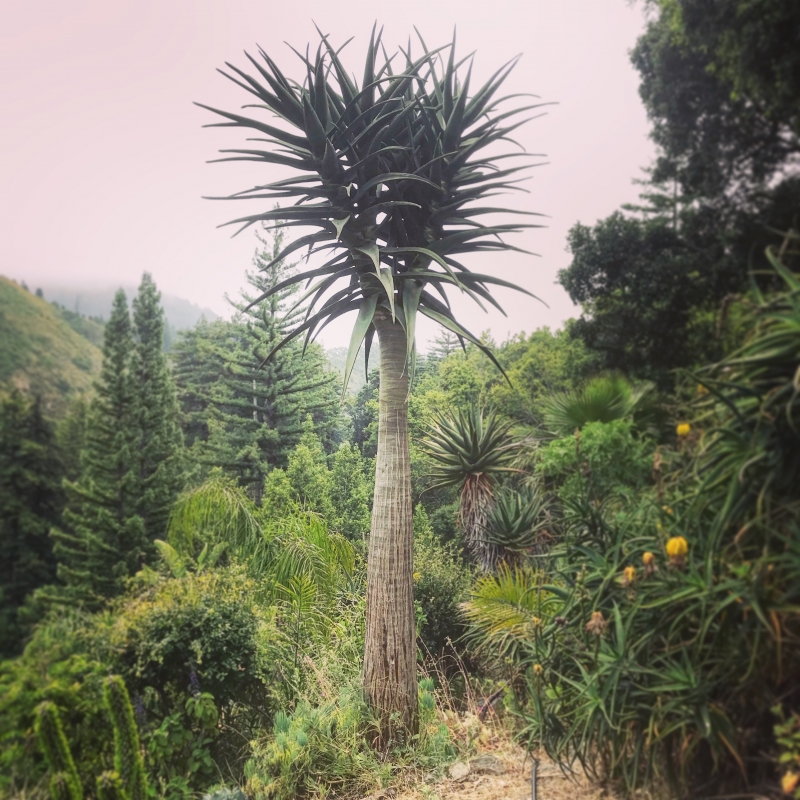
<box><xmin>422</xmin><ymin>405</ymin><xmax>521</xmax><ymax>569</ymax></box>
<box><xmin>485</xmin><ymin>485</ymin><xmax>550</xmax><ymax>559</ymax></box>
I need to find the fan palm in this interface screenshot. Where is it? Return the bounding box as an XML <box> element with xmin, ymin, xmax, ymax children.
<box><xmin>199</xmin><ymin>26</ymin><xmax>543</xmax><ymax>739</ymax></box>
<box><xmin>540</xmin><ymin>375</ymin><xmax>655</xmax><ymax>435</ymax></box>
<box><xmin>422</xmin><ymin>405</ymin><xmax>522</xmax><ymax>569</ymax></box>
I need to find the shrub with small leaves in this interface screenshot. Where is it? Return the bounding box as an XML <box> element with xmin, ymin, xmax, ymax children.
<box><xmin>95</xmin><ymin>771</ymin><xmax>128</xmax><ymax>800</ymax></box>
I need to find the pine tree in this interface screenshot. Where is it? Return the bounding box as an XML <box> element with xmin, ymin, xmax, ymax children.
<box><xmin>175</xmin><ymin>225</ymin><xmax>340</xmax><ymax>501</ymax></box>
<box><xmin>131</xmin><ymin>273</ymin><xmax>184</xmax><ymax>543</ymax></box>
<box><xmin>171</xmin><ymin>318</ymin><xmax>230</xmax><ymax>448</ymax></box>
<box><xmin>56</xmin><ymin>399</ymin><xmax>88</xmax><ymax>482</ymax></box>
<box><xmin>0</xmin><ymin>391</ymin><xmax>63</xmax><ymax>656</ymax></box>
<box><xmin>51</xmin><ymin>290</ymin><xmax>145</xmax><ymax>605</ymax></box>
<box><xmin>283</xmin><ymin>418</ymin><xmax>335</xmax><ymax>520</ymax></box>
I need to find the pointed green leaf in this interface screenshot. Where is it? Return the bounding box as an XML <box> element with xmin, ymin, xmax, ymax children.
<box><xmin>331</xmin><ymin>215</ymin><xmax>350</xmax><ymax>239</ymax></box>
<box><xmin>379</xmin><ymin>267</ymin><xmax>395</xmax><ymax>320</ymax></box>
<box><xmin>402</xmin><ymin>279</ymin><xmax>423</xmax><ymax>366</ymax></box>
<box><xmin>354</xmin><ymin>242</ymin><xmax>380</xmax><ymax>270</ymax></box>
<box><xmin>343</xmin><ymin>295</ymin><xmax>378</xmax><ymax>397</ymax></box>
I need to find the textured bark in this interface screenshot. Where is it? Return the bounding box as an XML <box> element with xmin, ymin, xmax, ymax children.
<box><xmin>363</xmin><ymin>309</ymin><xmax>418</xmax><ymax>743</ymax></box>
<box><xmin>460</xmin><ymin>473</ymin><xmax>500</xmax><ymax>571</ymax></box>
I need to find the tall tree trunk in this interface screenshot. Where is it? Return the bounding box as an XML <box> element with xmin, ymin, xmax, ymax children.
<box><xmin>363</xmin><ymin>308</ymin><xmax>417</xmax><ymax>744</ymax></box>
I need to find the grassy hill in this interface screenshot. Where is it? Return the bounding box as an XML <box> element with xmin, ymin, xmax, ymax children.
<box><xmin>0</xmin><ymin>277</ymin><xmax>102</xmax><ymax>418</ymax></box>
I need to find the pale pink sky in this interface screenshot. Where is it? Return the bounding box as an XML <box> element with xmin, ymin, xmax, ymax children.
<box><xmin>1</xmin><ymin>0</ymin><xmax>655</xmax><ymax>349</ymax></box>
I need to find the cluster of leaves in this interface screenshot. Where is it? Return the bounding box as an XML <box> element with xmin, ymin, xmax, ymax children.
<box><xmin>560</xmin><ymin>0</ymin><xmax>800</xmax><ymax>388</ymax></box>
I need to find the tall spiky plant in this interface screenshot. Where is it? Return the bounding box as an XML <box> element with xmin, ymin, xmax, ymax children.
<box><xmin>199</xmin><ymin>25</ymin><xmax>543</xmax><ymax>740</ymax></box>
<box><xmin>422</xmin><ymin>406</ymin><xmax>522</xmax><ymax>570</ymax></box>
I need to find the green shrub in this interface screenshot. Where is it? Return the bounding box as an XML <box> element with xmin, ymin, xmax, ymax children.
<box><xmin>244</xmin><ymin>679</ymin><xmax>456</xmax><ymax>800</ymax></box>
<box><xmin>102</xmin><ymin>567</ymin><xmax>275</xmax><ymax>796</ymax></box>
<box><xmin>535</xmin><ymin>418</ymin><xmax>653</xmax><ymax>505</ymax></box>
<box><xmin>0</xmin><ymin>611</ymin><xmax>111</xmax><ymax>798</ymax></box>
<box><xmin>413</xmin><ymin>506</ymin><xmax>473</xmax><ymax>657</ymax></box>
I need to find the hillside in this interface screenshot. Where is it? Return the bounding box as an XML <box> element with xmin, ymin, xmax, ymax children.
<box><xmin>326</xmin><ymin>345</ymin><xmax>379</xmax><ymax>396</ymax></box>
<box><xmin>0</xmin><ymin>277</ymin><xmax>102</xmax><ymax>418</ymax></box>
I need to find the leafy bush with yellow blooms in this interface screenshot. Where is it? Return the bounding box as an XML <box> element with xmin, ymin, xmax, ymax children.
<box><xmin>463</xmin><ymin>245</ymin><xmax>800</xmax><ymax>796</ymax></box>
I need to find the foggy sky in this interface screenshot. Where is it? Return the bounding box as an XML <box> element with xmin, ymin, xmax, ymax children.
<box><xmin>1</xmin><ymin>0</ymin><xmax>655</xmax><ymax>349</ymax></box>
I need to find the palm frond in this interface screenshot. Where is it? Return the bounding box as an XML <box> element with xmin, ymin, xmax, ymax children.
<box><xmin>166</xmin><ymin>477</ymin><xmax>262</xmax><ymax>559</ymax></box>
<box><xmin>461</xmin><ymin>564</ymin><xmax>558</xmax><ymax>659</ymax></box>
<box><xmin>541</xmin><ymin>375</ymin><xmax>638</xmax><ymax>435</ymax></box>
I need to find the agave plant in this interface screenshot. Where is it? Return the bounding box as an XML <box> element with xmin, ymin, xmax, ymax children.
<box><xmin>422</xmin><ymin>405</ymin><xmax>522</xmax><ymax>570</ymax></box>
<box><xmin>199</xmin><ymin>26</ymin><xmax>543</xmax><ymax>738</ymax></box>
<box><xmin>484</xmin><ymin>485</ymin><xmax>550</xmax><ymax>562</ymax></box>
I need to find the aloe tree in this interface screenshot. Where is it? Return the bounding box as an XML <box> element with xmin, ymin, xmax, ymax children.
<box><xmin>199</xmin><ymin>25</ymin><xmax>542</xmax><ymax>740</ymax></box>
<box><xmin>422</xmin><ymin>406</ymin><xmax>523</xmax><ymax>570</ymax></box>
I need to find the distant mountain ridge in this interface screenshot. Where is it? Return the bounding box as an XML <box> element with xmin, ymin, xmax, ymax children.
<box><xmin>36</xmin><ymin>283</ymin><xmax>218</xmax><ymax>331</ymax></box>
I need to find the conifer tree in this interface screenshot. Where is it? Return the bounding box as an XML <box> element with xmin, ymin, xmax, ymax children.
<box><xmin>0</xmin><ymin>391</ymin><xmax>63</xmax><ymax>655</ymax></box>
<box><xmin>171</xmin><ymin>319</ymin><xmax>230</xmax><ymax>448</ymax></box>
<box><xmin>51</xmin><ymin>290</ymin><xmax>145</xmax><ymax>604</ymax></box>
<box><xmin>131</xmin><ymin>273</ymin><xmax>185</xmax><ymax>541</ymax></box>
<box><xmin>56</xmin><ymin>399</ymin><xmax>88</xmax><ymax>482</ymax></box>
<box><xmin>175</xmin><ymin>225</ymin><xmax>340</xmax><ymax>500</ymax></box>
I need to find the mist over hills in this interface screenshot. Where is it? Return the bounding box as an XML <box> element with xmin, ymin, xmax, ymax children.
<box><xmin>325</xmin><ymin>346</ymin><xmax>379</xmax><ymax>396</ymax></box>
<box><xmin>35</xmin><ymin>283</ymin><xmax>218</xmax><ymax>331</ymax></box>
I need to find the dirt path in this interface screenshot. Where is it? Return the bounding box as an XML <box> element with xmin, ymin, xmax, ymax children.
<box><xmin>392</xmin><ymin>743</ymin><xmax>614</xmax><ymax>800</ymax></box>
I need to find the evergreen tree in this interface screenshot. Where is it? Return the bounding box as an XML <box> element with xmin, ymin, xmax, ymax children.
<box><xmin>284</xmin><ymin>419</ymin><xmax>335</xmax><ymax>521</ymax></box>
<box><xmin>131</xmin><ymin>273</ymin><xmax>184</xmax><ymax>542</ymax></box>
<box><xmin>171</xmin><ymin>319</ymin><xmax>230</xmax><ymax>449</ymax></box>
<box><xmin>56</xmin><ymin>398</ymin><xmax>88</xmax><ymax>482</ymax></box>
<box><xmin>175</xmin><ymin>225</ymin><xmax>340</xmax><ymax>501</ymax></box>
<box><xmin>51</xmin><ymin>290</ymin><xmax>145</xmax><ymax>605</ymax></box>
<box><xmin>0</xmin><ymin>391</ymin><xmax>63</xmax><ymax>656</ymax></box>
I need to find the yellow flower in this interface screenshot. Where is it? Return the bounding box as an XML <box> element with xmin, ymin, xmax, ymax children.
<box><xmin>676</xmin><ymin>422</ymin><xmax>691</xmax><ymax>437</ymax></box>
<box><xmin>532</xmin><ymin>664</ymin><xmax>544</xmax><ymax>676</ymax></box>
<box><xmin>782</xmin><ymin>771</ymin><xmax>799</xmax><ymax>794</ymax></box>
<box><xmin>661</xmin><ymin>505</ymin><xmax>674</xmax><ymax>515</ymax></box>
<box><xmin>666</xmin><ymin>536</ymin><xmax>689</xmax><ymax>567</ymax></box>
<box><xmin>666</xmin><ymin>536</ymin><xmax>688</xmax><ymax>558</ymax></box>
<box><xmin>413</xmin><ymin>572</ymin><xmax>421</xmax><ymax>582</ymax></box>
<box><xmin>622</xmin><ymin>565</ymin><xmax>636</xmax><ymax>586</ymax></box>
<box><xmin>697</xmin><ymin>384</ymin><xmax>708</xmax><ymax>396</ymax></box>
<box><xmin>642</xmin><ymin>552</ymin><xmax>655</xmax><ymax>566</ymax></box>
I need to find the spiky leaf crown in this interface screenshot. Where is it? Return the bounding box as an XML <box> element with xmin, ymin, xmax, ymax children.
<box><xmin>421</xmin><ymin>405</ymin><xmax>521</xmax><ymax>489</ymax></box>
<box><xmin>199</xmin><ymin>25</ymin><xmax>546</xmax><ymax>390</ymax></box>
